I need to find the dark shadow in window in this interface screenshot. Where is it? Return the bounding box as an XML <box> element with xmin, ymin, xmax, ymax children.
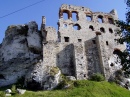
<box><xmin>92</xmin><ymin>40</ymin><xmax>96</xmax><ymax>44</ymax></box>
<box><xmin>106</xmin><ymin>41</ymin><xmax>108</xmax><ymax>45</ymax></box>
<box><xmin>108</xmin><ymin>18</ymin><xmax>114</xmax><ymax>24</ymax></box>
<box><xmin>109</xmin><ymin>28</ymin><xmax>113</xmax><ymax>33</ymax></box>
<box><xmin>78</xmin><ymin>39</ymin><xmax>82</xmax><ymax>42</ymax></box>
<box><xmin>64</xmin><ymin>37</ymin><xmax>69</xmax><ymax>42</ymax></box>
<box><xmin>100</xmin><ymin>27</ymin><xmax>105</xmax><ymax>33</ymax></box>
<box><xmin>89</xmin><ymin>25</ymin><xmax>94</xmax><ymax>31</ymax></box>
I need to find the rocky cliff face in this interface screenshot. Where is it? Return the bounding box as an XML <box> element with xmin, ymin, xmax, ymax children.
<box><xmin>0</xmin><ymin>21</ymin><xmax>62</xmax><ymax>90</ymax></box>
<box><xmin>0</xmin><ymin>21</ymin><xmax>43</xmax><ymax>87</ymax></box>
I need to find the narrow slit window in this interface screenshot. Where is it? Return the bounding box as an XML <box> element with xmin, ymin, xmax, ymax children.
<box><xmin>106</xmin><ymin>41</ymin><xmax>108</xmax><ymax>45</ymax></box>
<box><xmin>109</xmin><ymin>28</ymin><xmax>113</xmax><ymax>33</ymax></box>
<box><xmin>64</xmin><ymin>37</ymin><xmax>69</xmax><ymax>42</ymax></box>
<box><xmin>92</xmin><ymin>40</ymin><xmax>96</xmax><ymax>44</ymax></box>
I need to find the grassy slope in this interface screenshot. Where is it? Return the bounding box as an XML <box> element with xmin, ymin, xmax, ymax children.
<box><xmin>0</xmin><ymin>80</ymin><xmax>130</xmax><ymax>97</ymax></box>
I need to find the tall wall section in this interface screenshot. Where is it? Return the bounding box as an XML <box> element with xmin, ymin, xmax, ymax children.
<box><xmin>42</xmin><ymin>4</ymin><xmax>125</xmax><ymax>80</ymax></box>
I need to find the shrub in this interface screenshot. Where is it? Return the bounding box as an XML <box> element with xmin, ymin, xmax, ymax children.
<box><xmin>11</xmin><ymin>85</ymin><xmax>16</xmax><ymax>93</ymax></box>
<box><xmin>50</xmin><ymin>67</ymin><xmax>59</xmax><ymax>76</ymax></box>
<box><xmin>54</xmin><ymin>74</ymin><xmax>74</xmax><ymax>89</ymax></box>
<box><xmin>90</xmin><ymin>73</ymin><xmax>105</xmax><ymax>82</ymax></box>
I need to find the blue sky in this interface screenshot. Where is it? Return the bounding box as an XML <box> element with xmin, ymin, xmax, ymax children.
<box><xmin>0</xmin><ymin>0</ymin><xmax>127</xmax><ymax>43</ymax></box>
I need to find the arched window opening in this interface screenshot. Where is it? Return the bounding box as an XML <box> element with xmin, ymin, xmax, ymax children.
<box><xmin>113</xmin><ymin>48</ymin><xmax>122</xmax><ymax>56</ymax></box>
<box><xmin>108</xmin><ymin>18</ymin><xmax>114</xmax><ymax>24</ymax></box>
<box><xmin>109</xmin><ymin>28</ymin><xmax>113</xmax><ymax>33</ymax></box>
<box><xmin>98</xmin><ymin>15</ymin><xmax>103</xmax><ymax>23</ymax></box>
<box><xmin>73</xmin><ymin>24</ymin><xmax>81</xmax><ymax>30</ymax></box>
<box><xmin>86</xmin><ymin>15</ymin><xmax>92</xmax><ymax>21</ymax></box>
<box><xmin>89</xmin><ymin>25</ymin><xmax>94</xmax><ymax>31</ymax></box>
<box><xmin>100</xmin><ymin>27</ymin><xmax>105</xmax><ymax>33</ymax></box>
<box><xmin>72</xmin><ymin>11</ymin><xmax>78</xmax><ymax>21</ymax></box>
<box><xmin>63</xmin><ymin>10</ymin><xmax>70</xmax><ymax>20</ymax></box>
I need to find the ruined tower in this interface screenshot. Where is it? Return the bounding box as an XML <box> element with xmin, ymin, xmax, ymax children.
<box><xmin>42</xmin><ymin>4</ymin><xmax>125</xmax><ymax>80</ymax></box>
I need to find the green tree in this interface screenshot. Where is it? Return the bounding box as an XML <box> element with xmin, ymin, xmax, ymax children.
<box><xmin>116</xmin><ymin>0</ymin><xmax>130</xmax><ymax>77</ymax></box>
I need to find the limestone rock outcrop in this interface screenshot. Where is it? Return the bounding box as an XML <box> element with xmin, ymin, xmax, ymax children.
<box><xmin>0</xmin><ymin>21</ymin><xmax>42</xmax><ymax>87</ymax></box>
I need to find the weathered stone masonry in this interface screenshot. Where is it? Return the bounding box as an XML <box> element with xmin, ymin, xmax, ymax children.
<box><xmin>42</xmin><ymin>4</ymin><xmax>125</xmax><ymax>80</ymax></box>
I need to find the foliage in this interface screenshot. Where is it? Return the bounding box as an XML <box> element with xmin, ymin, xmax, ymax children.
<box><xmin>11</xmin><ymin>85</ymin><xmax>16</xmax><ymax>93</ymax></box>
<box><xmin>1</xmin><ymin>80</ymin><xmax>130</xmax><ymax>97</ymax></box>
<box><xmin>50</xmin><ymin>67</ymin><xmax>59</xmax><ymax>76</ymax></box>
<box><xmin>115</xmin><ymin>0</ymin><xmax>130</xmax><ymax>77</ymax></box>
<box><xmin>54</xmin><ymin>74</ymin><xmax>74</xmax><ymax>89</ymax></box>
<box><xmin>90</xmin><ymin>73</ymin><xmax>105</xmax><ymax>82</ymax></box>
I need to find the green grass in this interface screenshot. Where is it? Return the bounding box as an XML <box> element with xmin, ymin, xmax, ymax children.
<box><xmin>0</xmin><ymin>80</ymin><xmax>130</xmax><ymax>97</ymax></box>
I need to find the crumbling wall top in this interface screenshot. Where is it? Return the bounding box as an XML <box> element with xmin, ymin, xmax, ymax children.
<box><xmin>60</xmin><ymin>4</ymin><xmax>91</xmax><ymax>12</ymax></box>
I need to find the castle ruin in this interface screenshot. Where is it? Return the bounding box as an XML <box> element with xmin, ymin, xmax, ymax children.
<box><xmin>0</xmin><ymin>4</ymin><xmax>125</xmax><ymax>89</ymax></box>
<box><xmin>42</xmin><ymin>4</ymin><xmax>124</xmax><ymax>80</ymax></box>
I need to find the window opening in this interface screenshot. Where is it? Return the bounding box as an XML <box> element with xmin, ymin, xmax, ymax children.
<box><xmin>64</xmin><ymin>37</ymin><xmax>69</xmax><ymax>42</ymax></box>
<box><xmin>63</xmin><ymin>10</ymin><xmax>69</xmax><ymax>20</ymax></box>
<box><xmin>108</xmin><ymin>18</ymin><xmax>114</xmax><ymax>24</ymax></box>
<box><xmin>86</xmin><ymin>15</ymin><xmax>92</xmax><ymax>21</ymax></box>
<box><xmin>89</xmin><ymin>25</ymin><xmax>94</xmax><ymax>31</ymax></box>
<box><xmin>73</xmin><ymin>24</ymin><xmax>81</xmax><ymax>30</ymax></box>
<box><xmin>84</xmin><ymin>74</ymin><xmax>86</xmax><ymax>77</ymax></box>
<box><xmin>98</xmin><ymin>15</ymin><xmax>103</xmax><ymax>23</ymax></box>
<box><xmin>109</xmin><ymin>28</ymin><xmax>113</xmax><ymax>33</ymax></box>
<box><xmin>100</xmin><ymin>27</ymin><xmax>105</xmax><ymax>33</ymax></box>
<box><xmin>113</xmin><ymin>49</ymin><xmax>122</xmax><ymax>56</ymax></box>
<box><xmin>92</xmin><ymin>40</ymin><xmax>96</xmax><ymax>44</ymax></box>
<box><xmin>64</xmin><ymin>24</ymin><xmax>67</xmax><ymax>28</ymax></box>
<box><xmin>106</xmin><ymin>41</ymin><xmax>108</xmax><ymax>45</ymax></box>
<box><xmin>78</xmin><ymin>39</ymin><xmax>82</xmax><ymax>42</ymax></box>
<box><xmin>72</xmin><ymin>12</ymin><xmax>78</xmax><ymax>21</ymax></box>
<box><xmin>110</xmin><ymin>63</ymin><xmax>114</xmax><ymax>67</ymax></box>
